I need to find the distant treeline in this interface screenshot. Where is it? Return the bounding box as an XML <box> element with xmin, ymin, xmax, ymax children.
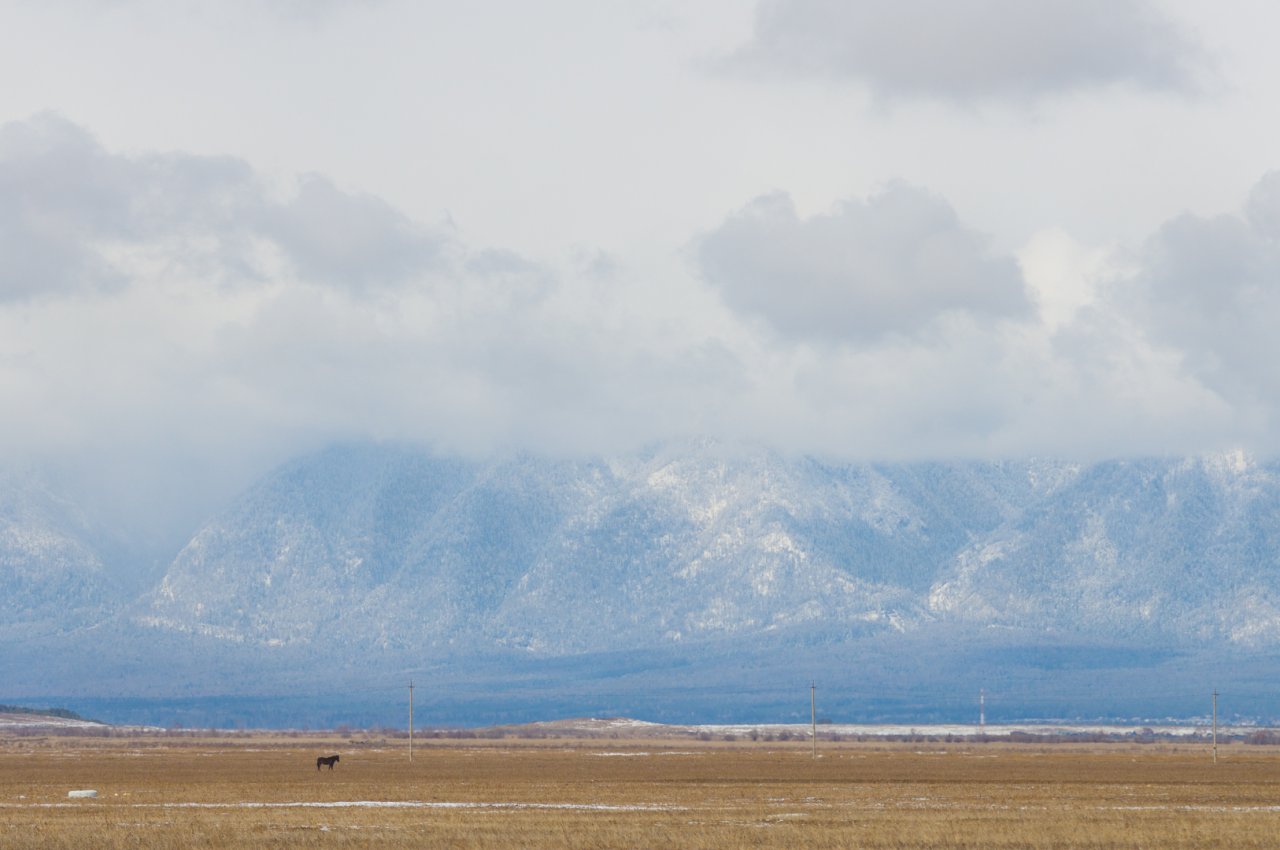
<box><xmin>0</xmin><ymin>704</ymin><xmax>85</xmax><ymax>720</ymax></box>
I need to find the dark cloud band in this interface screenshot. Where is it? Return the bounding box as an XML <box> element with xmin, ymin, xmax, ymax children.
<box><xmin>727</xmin><ymin>0</ymin><xmax>1209</xmax><ymax>103</ymax></box>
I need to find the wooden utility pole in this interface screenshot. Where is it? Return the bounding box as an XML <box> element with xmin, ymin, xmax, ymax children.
<box><xmin>810</xmin><ymin>682</ymin><xmax>817</xmax><ymax>760</ymax></box>
<box><xmin>1212</xmin><ymin>690</ymin><xmax>1218</xmax><ymax>765</ymax></box>
<box><xmin>409</xmin><ymin>681</ymin><xmax>415</xmax><ymax>763</ymax></box>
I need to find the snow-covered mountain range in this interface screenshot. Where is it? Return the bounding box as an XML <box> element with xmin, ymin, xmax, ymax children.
<box><xmin>136</xmin><ymin>444</ymin><xmax>1280</xmax><ymax>651</ymax></box>
<box><xmin>4</xmin><ymin>443</ymin><xmax>1280</xmax><ymax>724</ymax></box>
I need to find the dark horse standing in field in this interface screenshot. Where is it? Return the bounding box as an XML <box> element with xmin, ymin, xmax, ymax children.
<box><xmin>317</xmin><ymin>754</ymin><xmax>340</xmax><ymax>771</ymax></box>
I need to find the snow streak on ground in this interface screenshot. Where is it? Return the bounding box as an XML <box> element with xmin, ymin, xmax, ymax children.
<box><xmin>535</xmin><ymin>717</ymin><xmax>1239</xmax><ymax>740</ymax></box>
<box><xmin>18</xmin><ymin>799</ymin><xmax>1280</xmax><ymax>815</ymax></box>
<box><xmin>694</xmin><ymin>723</ymin><xmax>1228</xmax><ymax>738</ymax></box>
<box><xmin>0</xmin><ymin>713</ymin><xmax>108</xmax><ymax>731</ymax></box>
<box><xmin>591</xmin><ymin>751</ymin><xmax>701</xmax><ymax>757</ymax></box>
<box><xmin>6</xmin><ymin>800</ymin><xmax>685</xmax><ymax>812</ymax></box>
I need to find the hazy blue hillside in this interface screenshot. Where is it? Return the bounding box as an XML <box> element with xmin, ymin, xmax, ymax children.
<box><xmin>930</xmin><ymin>452</ymin><xmax>1280</xmax><ymax>644</ymax></box>
<box><xmin>0</xmin><ymin>468</ymin><xmax>123</xmax><ymax>636</ymax></box>
<box><xmin>42</xmin><ymin>442</ymin><xmax>1280</xmax><ymax>658</ymax></box>
<box><xmin>137</xmin><ymin>443</ymin><xmax>1064</xmax><ymax>654</ymax></box>
<box><xmin>6</xmin><ymin>443</ymin><xmax>1280</xmax><ymax>726</ymax></box>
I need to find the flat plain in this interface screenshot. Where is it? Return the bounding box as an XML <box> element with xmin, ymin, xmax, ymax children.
<box><xmin>3</xmin><ymin>734</ymin><xmax>1280</xmax><ymax>848</ymax></box>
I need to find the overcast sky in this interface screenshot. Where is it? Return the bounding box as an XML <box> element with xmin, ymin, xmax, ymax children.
<box><xmin>3</xmin><ymin>0</ymin><xmax>1280</xmax><ymax>535</ymax></box>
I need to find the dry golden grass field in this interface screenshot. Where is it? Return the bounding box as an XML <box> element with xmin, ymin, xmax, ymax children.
<box><xmin>3</xmin><ymin>734</ymin><xmax>1280</xmax><ymax>848</ymax></box>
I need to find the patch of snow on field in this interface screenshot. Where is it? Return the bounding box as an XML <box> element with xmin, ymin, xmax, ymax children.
<box><xmin>3</xmin><ymin>800</ymin><xmax>686</xmax><ymax>812</ymax></box>
<box><xmin>154</xmin><ymin>801</ymin><xmax>687</xmax><ymax>812</ymax></box>
<box><xmin>592</xmin><ymin>718</ymin><xmax>669</xmax><ymax>730</ymax></box>
<box><xmin>0</xmin><ymin>713</ymin><xmax>109</xmax><ymax>731</ymax></box>
<box><xmin>694</xmin><ymin>723</ymin><xmax>1227</xmax><ymax>738</ymax></box>
<box><xmin>590</xmin><ymin>751</ymin><xmax>701</xmax><ymax>758</ymax></box>
<box><xmin>1107</xmin><ymin>805</ymin><xmax>1280</xmax><ymax>813</ymax></box>
<box><xmin>523</xmin><ymin>717</ymin><xmax>672</xmax><ymax>733</ymax></box>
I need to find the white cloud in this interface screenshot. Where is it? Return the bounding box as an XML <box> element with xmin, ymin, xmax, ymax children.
<box><xmin>1245</xmin><ymin>171</ymin><xmax>1280</xmax><ymax>240</ymax></box>
<box><xmin>727</xmin><ymin>0</ymin><xmax>1210</xmax><ymax>103</ymax></box>
<box><xmin>1017</xmin><ymin>229</ymin><xmax>1115</xmax><ymax>330</ymax></box>
<box><xmin>260</xmin><ymin>174</ymin><xmax>449</xmax><ymax>290</ymax></box>
<box><xmin>696</xmin><ymin>183</ymin><xmax>1030</xmax><ymax>342</ymax></box>
<box><xmin>0</xmin><ymin>115</ymin><xmax>131</xmax><ymax>299</ymax></box>
<box><xmin>0</xmin><ymin>114</ymin><xmax>452</xmax><ymax>302</ymax></box>
<box><xmin>1118</xmin><ymin>173</ymin><xmax>1280</xmax><ymax>409</ymax></box>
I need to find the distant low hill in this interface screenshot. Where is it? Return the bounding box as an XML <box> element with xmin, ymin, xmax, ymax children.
<box><xmin>0</xmin><ymin>705</ymin><xmax>109</xmax><ymax>732</ymax></box>
<box><xmin>0</xmin><ymin>704</ymin><xmax>86</xmax><ymax>720</ymax></box>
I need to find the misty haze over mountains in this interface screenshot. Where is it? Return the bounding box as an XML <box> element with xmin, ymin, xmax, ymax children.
<box><xmin>4</xmin><ymin>441</ymin><xmax>1280</xmax><ymax>728</ymax></box>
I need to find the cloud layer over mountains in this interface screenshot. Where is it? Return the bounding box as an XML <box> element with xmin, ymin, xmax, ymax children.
<box><xmin>0</xmin><ymin>1</ymin><xmax>1278</xmax><ymax>540</ymax></box>
<box><xmin>2</xmin><ymin>112</ymin><xmax>1278</xmax><ymax>529</ymax></box>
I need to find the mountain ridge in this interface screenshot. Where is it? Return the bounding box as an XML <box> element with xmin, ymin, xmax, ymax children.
<box><xmin>4</xmin><ymin>442</ymin><xmax>1280</xmax><ymax>725</ymax></box>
